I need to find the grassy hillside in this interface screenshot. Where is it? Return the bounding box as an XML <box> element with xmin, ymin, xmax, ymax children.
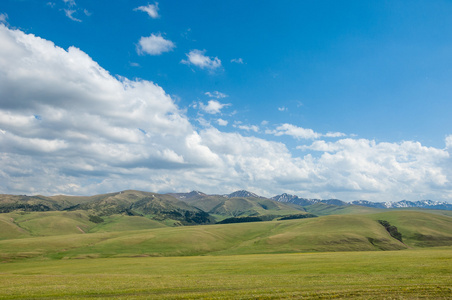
<box><xmin>0</xmin><ymin>210</ymin><xmax>169</xmax><ymax>240</ymax></box>
<box><xmin>0</xmin><ymin>190</ymin><xmax>214</xmax><ymax>226</ymax></box>
<box><xmin>304</xmin><ymin>202</ymin><xmax>384</xmax><ymax>215</ymax></box>
<box><xmin>369</xmin><ymin>211</ymin><xmax>452</xmax><ymax>247</ymax></box>
<box><xmin>0</xmin><ymin>213</ymin><xmax>31</xmax><ymax>239</ymax></box>
<box><xmin>0</xmin><ymin>194</ymin><xmax>66</xmax><ymax>212</ymax></box>
<box><xmin>186</xmin><ymin>195</ymin><xmax>306</xmax><ymax>219</ymax></box>
<box><xmin>88</xmin><ymin>215</ymin><xmax>167</xmax><ymax>232</ymax></box>
<box><xmin>1</xmin><ymin>211</ymin><xmax>451</xmax><ymax>262</ymax></box>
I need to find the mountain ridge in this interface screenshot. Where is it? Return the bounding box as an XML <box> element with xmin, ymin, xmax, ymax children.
<box><xmin>2</xmin><ymin>189</ymin><xmax>451</xmax><ymax>214</ymax></box>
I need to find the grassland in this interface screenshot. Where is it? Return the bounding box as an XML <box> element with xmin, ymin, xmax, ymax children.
<box><xmin>1</xmin><ymin>209</ymin><xmax>451</xmax><ymax>298</ymax></box>
<box><xmin>0</xmin><ymin>248</ymin><xmax>451</xmax><ymax>299</ymax></box>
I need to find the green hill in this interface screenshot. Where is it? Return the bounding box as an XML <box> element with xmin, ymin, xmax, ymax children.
<box><xmin>1</xmin><ymin>211</ymin><xmax>451</xmax><ymax>262</ymax></box>
<box><xmin>0</xmin><ymin>190</ymin><xmax>214</xmax><ymax>226</ymax></box>
<box><xmin>369</xmin><ymin>211</ymin><xmax>452</xmax><ymax>247</ymax></box>
<box><xmin>182</xmin><ymin>195</ymin><xmax>306</xmax><ymax>219</ymax></box>
<box><xmin>0</xmin><ymin>210</ymin><xmax>169</xmax><ymax>240</ymax></box>
<box><xmin>303</xmin><ymin>202</ymin><xmax>384</xmax><ymax>215</ymax></box>
<box><xmin>0</xmin><ymin>194</ymin><xmax>67</xmax><ymax>212</ymax></box>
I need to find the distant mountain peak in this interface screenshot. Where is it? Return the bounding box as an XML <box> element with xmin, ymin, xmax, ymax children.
<box><xmin>167</xmin><ymin>190</ymin><xmax>207</xmax><ymax>200</ymax></box>
<box><xmin>189</xmin><ymin>190</ymin><xmax>207</xmax><ymax>196</ymax></box>
<box><xmin>226</xmin><ymin>190</ymin><xmax>262</xmax><ymax>198</ymax></box>
<box><xmin>272</xmin><ymin>194</ymin><xmax>319</xmax><ymax>206</ymax></box>
<box><xmin>271</xmin><ymin>193</ymin><xmax>298</xmax><ymax>202</ymax></box>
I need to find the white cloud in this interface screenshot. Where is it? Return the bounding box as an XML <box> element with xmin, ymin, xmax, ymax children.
<box><xmin>217</xmin><ymin>119</ymin><xmax>228</xmax><ymax>126</ymax></box>
<box><xmin>134</xmin><ymin>3</ymin><xmax>159</xmax><ymax>19</ymax></box>
<box><xmin>205</xmin><ymin>91</ymin><xmax>227</xmax><ymax>99</ymax></box>
<box><xmin>267</xmin><ymin>124</ymin><xmax>346</xmax><ymax>140</ymax></box>
<box><xmin>137</xmin><ymin>34</ymin><xmax>175</xmax><ymax>55</ymax></box>
<box><xmin>0</xmin><ymin>25</ymin><xmax>451</xmax><ymax>202</ymax></box>
<box><xmin>278</xmin><ymin>106</ymin><xmax>288</xmax><ymax>112</ymax></box>
<box><xmin>181</xmin><ymin>49</ymin><xmax>221</xmax><ymax>70</ymax></box>
<box><xmin>0</xmin><ymin>24</ymin><xmax>197</xmax><ymax>194</ymax></box>
<box><xmin>64</xmin><ymin>9</ymin><xmax>81</xmax><ymax>22</ymax></box>
<box><xmin>235</xmin><ymin>125</ymin><xmax>259</xmax><ymax>132</ymax></box>
<box><xmin>200</xmin><ymin>100</ymin><xmax>230</xmax><ymax>114</ymax></box>
<box><xmin>267</xmin><ymin>124</ymin><xmax>320</xmax><ymax>140</ymax></box>
<box><xmin>324</xmin><ymin>131</ymin><xmax>346</xmax><ymax>138</ymax></box>
<box><xmin>0</xmin><ymin>13</ymin><xmax>8</xmax><ymax>24</ymax></box>
<box><xmin>231</xmin><ymin>58</ymin><xmax>244</xmax><ymax>64</ymax></box>
<box><xmin>295</xmin><ymin>138</ymin><xmax>451</xmax><ymax>200</ymax></box>
<box><xmin>63</xmin><ymin>0</ymin><xmax>76</xmax><ymax>7</ymax></box>
<box><xmin>446</xmin><ymin>135</ymin><xmax>452</xmax><ymax>149</ymax></box>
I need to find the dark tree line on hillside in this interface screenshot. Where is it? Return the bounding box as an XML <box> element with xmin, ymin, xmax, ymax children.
<box><xmin>278</xmin><ymin>214</ymin><xmax>317</xmax><ymax>220</ymax></box>
<box><xmin>378</xmin><ymin>220</ymin><xmax>403</xmax><ymax>242</ymax></box>
<box><xmin>0</xmin><ymin>203</ymin><xmax>52</xmax><ymax>213</ymax></box>
<box><xmin>217</xmin><ymin>214</ymin><xmax>317</xmax><ymax>224</ymax></box>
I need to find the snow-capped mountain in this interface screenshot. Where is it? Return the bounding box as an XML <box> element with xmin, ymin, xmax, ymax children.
<box><xmin>271</xmin><ymin>193</ymin><xmax>321</xmax><ymax>206</ymax></box>
<box><xmin>273</xmin><ymin>194</ymin><xmax>452</xmax><ymax>210</ymax></box>
<box><xmin>171</xmin><ymin>190</ymin><xmax>452</xmax><ymax>210</ymax></box>
<box><xmin>351</xmin><ymin>199</ymin><xmax>452</xmax><ymax>210</ymax></box>
<box><xmin>272</xmin><ymin>193</ymin><xmax>350</xmax><ymax>206</ymax></box>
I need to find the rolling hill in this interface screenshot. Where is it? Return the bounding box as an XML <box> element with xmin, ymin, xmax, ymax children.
<box><xmin>0</xmin><ymin>190</ymin><xmax>214</xmax><ymax>226</ymax></box>
<box><xmin>0</xmin><ymin>210</ymin><xmax>451</xmax><ymax>262</ymax></box>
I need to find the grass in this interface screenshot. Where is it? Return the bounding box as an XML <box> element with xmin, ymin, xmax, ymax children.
<box><xmin>88</xmin><ymin>215</ymin><xmax>167</xmax><ymax>232</ymax></box>
<box><xmin>0</xmin><ymin>248</ymin><xmax>450</xmax><ymax>299</ymax></box>
<box><xmin>188</xmin><ymin>195</ymin><xmax>306</xmax><ymax>218</ymax></box>
<box><xmin>369</xmin><ymin>211</ymin><xmax>452</xmax><ymax>247</ymax></box>
<box><xmin>304</xmin><ymin>203</ymin><xmax>384</xmax><ymax>215</ymax></box>
<box><xmin>1</xmin><ymin>211</ymin><xmax>452</xmax><ymax>262</ymax></box>
<box><xmin>0</xmin><ymin>211</ymin><xmax>168</xmax><ymax>240</ymax></box>
<box><xmin>0</xmin><ymin>214</ymin><xmax>407</xmax><ymax>261</ymax></box>
<box><xmin>0</xmin><ymin>210</ymin><xmax>451</xmax><ymax>298</ymax></box>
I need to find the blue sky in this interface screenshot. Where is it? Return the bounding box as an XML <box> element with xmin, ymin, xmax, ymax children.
<box><xmin>1</xmin><ymin>0</ymin><xmax>452</xmax><ymax>202</ymax></box>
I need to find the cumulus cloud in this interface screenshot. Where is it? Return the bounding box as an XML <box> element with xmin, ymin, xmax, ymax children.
<box><xmin>137</xmin><ymin>34</ymin><xmax>175</xmax><ymax>55</ymax></box>
<box><xmin>134</xmin><ymin>3</ymin><xmax>159</xmax><ymax>19</ymax></box>
<box><xmin>267</xmin><ymin>124</ymin><xmax>320</xmax><ymax>140</ymax></box>
<box><xmin>199</xmin><ymin>100</ymin><xmax>230</xmax><ymax>114</ymax></box>
<box><xmin>217</xmin><ymin>119</ymin><xmax>228</xmax><ymax>126</ymax></box>
<box><xmin>296</xmin><ymin>138</ymin><xmax>450</xmax><ymax>200</ymax></box>
<box><xmin>267</xmin><ymin>124</ymin><xmax>346</xmax><ymax>140</ymax></box>
<box><xmin>0</xmin><ymin>25</ymin><xmax>451</xmax><ymax>202</ymax></box>
<box><xmin>446</xmin><ymin>135</ymin><xmax>452</xmax><ymax>149</ymax></box>
<box><xmin>181</xmin><ymin>49</ymin><xmax>221</xmax><ymax>70</ymax></box>
<box><xmin>234</xmin><ymin>124</ymin><xmax>259</xmax><ymax>132</ymax></box>
<box><xmin>0</xmin><ymin>24</ymin><xmax>199</xmax><ymax>193</ymax></box>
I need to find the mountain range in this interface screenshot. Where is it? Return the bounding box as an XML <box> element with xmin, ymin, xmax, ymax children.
<box><xmin>1</xmin><ymin>189</ymin><xmax>451</xmax><ymax>228</ymax></box>
<box><xmin>271</xmin><ymin>192</ymin><xmax>452</xmax><ymax>210</ymax></box>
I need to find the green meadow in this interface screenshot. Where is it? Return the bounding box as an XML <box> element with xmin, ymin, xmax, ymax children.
<box><xmin>1</xmin><ymin>209</ymin><xmax>451</xmax><ymax>298</ymax></box>
<box><xmin>0</xmin><ymin>249</ymin><xmax>451</xmax><ymax>299</ymax></box>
